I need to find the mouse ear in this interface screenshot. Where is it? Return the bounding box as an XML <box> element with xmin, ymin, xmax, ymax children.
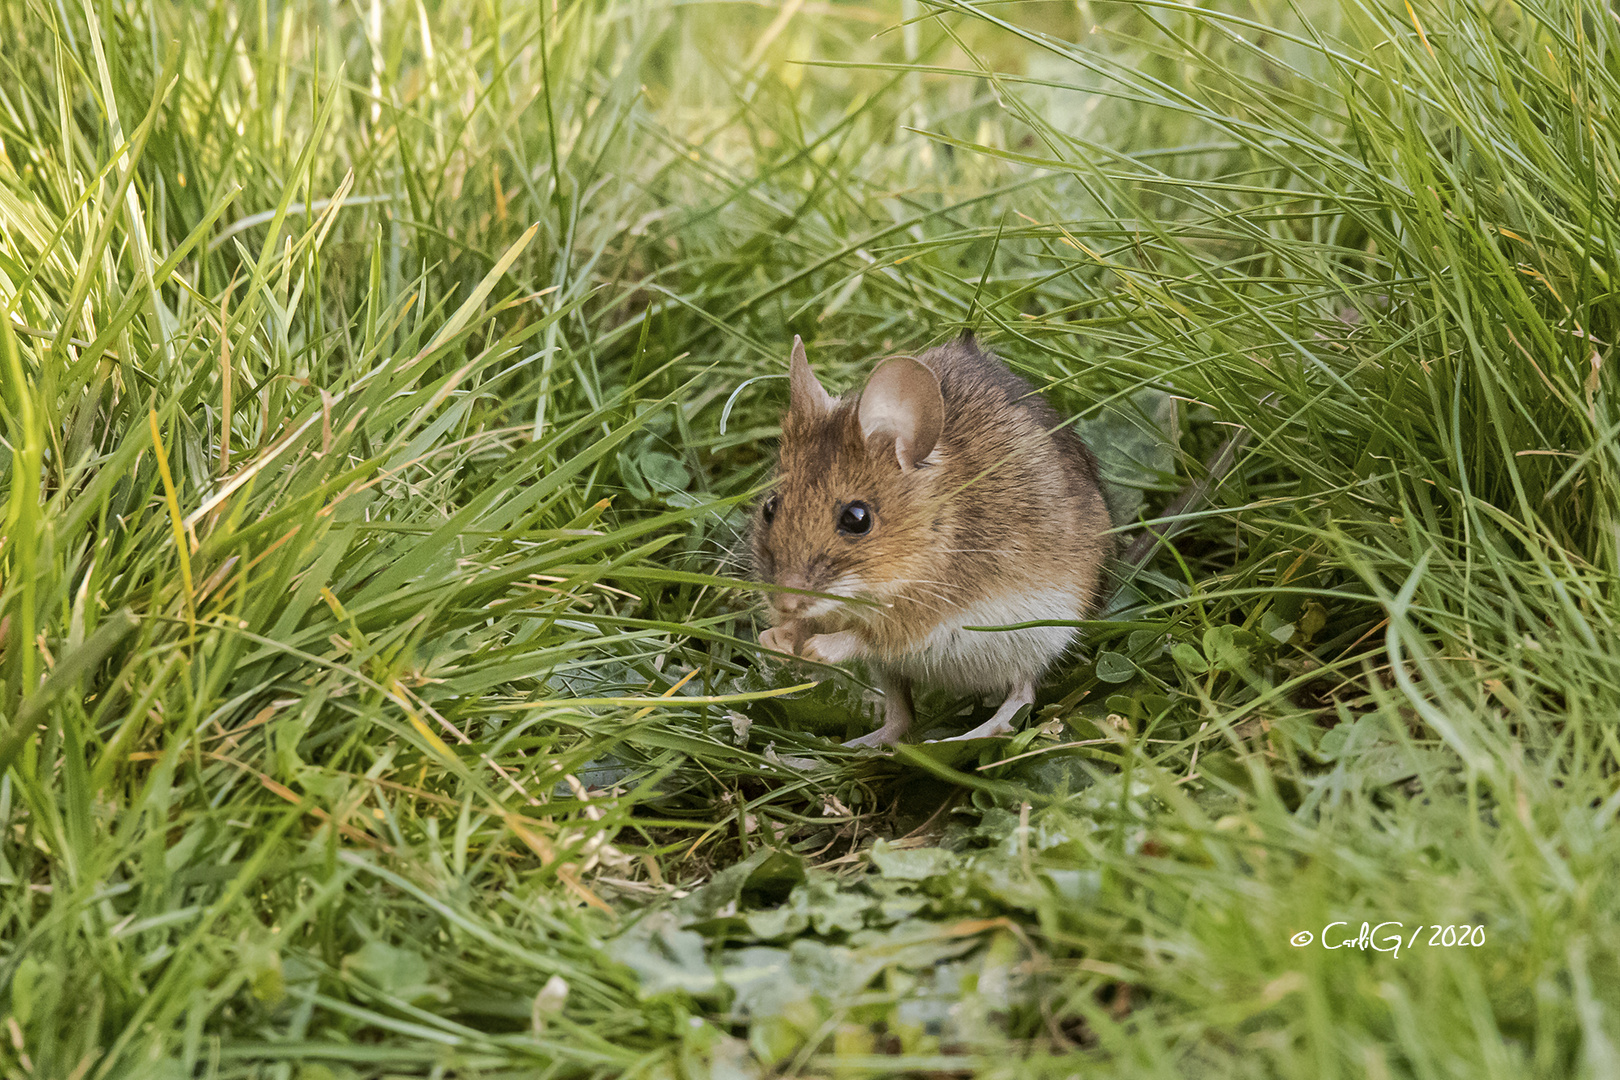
<box><xmin>858</xmin><ymin>357</ymin><xmax>943</xmax><ymax>471</ymax></box>
<box><xmin>788</xmin><ymin>336</ymin><xmax>833</xmax><ymax>417</ymax></box>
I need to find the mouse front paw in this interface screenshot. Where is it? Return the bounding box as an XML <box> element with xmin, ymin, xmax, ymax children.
<box><xmin>800</xmin><ymin>630</ymin><xmax>863</xmax><ymax>665</ymax></box>
<box><xmin>759</xmin><ymin>623</ymin><xmax>803</xmax><ymax>656</ymax></box>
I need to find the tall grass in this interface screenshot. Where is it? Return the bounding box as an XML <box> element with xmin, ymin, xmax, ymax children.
<box><xmin>1</xmin><ymin>0</ymin><xmax>1617</xmax><ymax>1075</ymax></box>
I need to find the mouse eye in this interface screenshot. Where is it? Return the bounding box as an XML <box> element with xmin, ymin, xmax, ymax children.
<box><xmin>837</xmin><ymin>501</ymin><xmax>872</xmax><ymax>536</ymax></box>
<box><xmin>761</xmin><ymin>495</ymin><xmax>779</xmax><ymax>525</ymax></box>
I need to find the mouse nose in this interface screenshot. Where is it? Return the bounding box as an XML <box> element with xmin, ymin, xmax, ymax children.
<box><xmin>775</xmin><ymin>572</ymin><xmax>810</xmax><ymax>615</ymax></box>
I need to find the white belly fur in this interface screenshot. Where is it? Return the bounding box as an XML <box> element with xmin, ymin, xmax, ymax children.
<box><xmin>882</xmin><ymin>587</ymin><xmax>1082</xmax><ymax>693</ymax></box>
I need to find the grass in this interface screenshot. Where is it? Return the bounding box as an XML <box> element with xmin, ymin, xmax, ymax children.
<box><xmin>2</xmin><ymin>0</ymin><xmax>1619</xmax><ymax>1075</ymax></box>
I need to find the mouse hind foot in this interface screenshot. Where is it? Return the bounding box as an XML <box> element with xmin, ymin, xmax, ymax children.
<box><xmin>940</xmin><ymin>680</ymin><xmax>1035</xmax><ymax>741</ymax></box>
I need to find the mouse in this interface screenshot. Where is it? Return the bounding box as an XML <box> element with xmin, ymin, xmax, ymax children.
<box><xmin>749</xmin><ymin>333</ymin><xmax>1114</xmax><ymax>746</ymax></box>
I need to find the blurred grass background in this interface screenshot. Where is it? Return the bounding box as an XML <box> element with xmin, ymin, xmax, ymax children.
<box><xmin>2</xmin><ymin>0</ymin><xmax>1619</xmax><ymax>1075</ymax></box>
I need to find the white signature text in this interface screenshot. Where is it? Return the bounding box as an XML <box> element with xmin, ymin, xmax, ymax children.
<box><xmin>1289</xmin><ymin>922</ymin><xmax>1485</xmax><ymax>960</ymax></box>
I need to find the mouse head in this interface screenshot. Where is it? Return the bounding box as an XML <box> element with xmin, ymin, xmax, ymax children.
<box><xmin>750</xmin><ymin>336</ymin><xmax>945</xmax><ymax>624</ymax></box>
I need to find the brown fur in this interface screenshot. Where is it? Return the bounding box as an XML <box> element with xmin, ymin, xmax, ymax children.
<box><xmin>751</xmin><ymin>336</ymin><xmax>1113</xmax><ymax>690</ymax></box>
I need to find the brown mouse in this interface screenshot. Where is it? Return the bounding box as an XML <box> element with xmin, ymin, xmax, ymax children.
<box><xmin>750</xmin><ymin>334</ymin><xmax>1114</xmax><ymax>746</ymax></box>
